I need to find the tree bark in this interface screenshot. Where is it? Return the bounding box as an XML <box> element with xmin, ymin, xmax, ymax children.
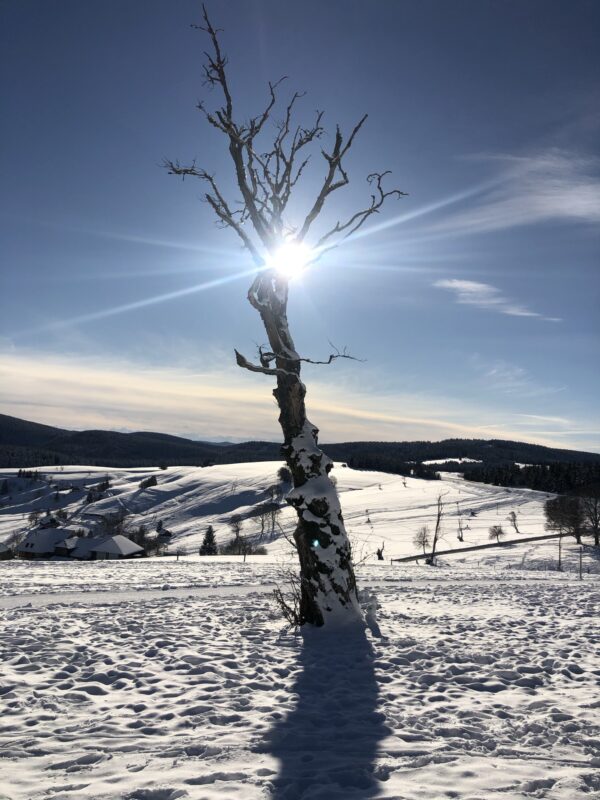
<box><xmin>247</xmin><ymin>271</ymin><xmax>361</xmax><ymax>627</ymax></box>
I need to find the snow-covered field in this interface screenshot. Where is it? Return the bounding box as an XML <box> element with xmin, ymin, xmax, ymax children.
<box><xmin>1</xmin><ymin>463</ymin><xmax>599</xmax><ymax>799</ymax></box>
<box><xmin>1</xmin><ymin>461</ymin><xmax>598</xmax><ymax>572</ymax></box>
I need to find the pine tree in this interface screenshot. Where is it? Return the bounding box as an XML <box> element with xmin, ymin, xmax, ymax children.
<box><xmin>199</xmin><ymin>525</ymin><xmax>218</xmax><ymax>556</ymax></box>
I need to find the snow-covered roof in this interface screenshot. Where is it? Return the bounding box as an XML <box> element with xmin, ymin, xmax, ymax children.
<box><xmin>69</xmin><ymin>534</ymin><xmax>143</xmax><ymax>558</ymax></box>
<box><xmin>18</xmin><ymin>529</ymin><xmax>70</xmax><ymax>554</ymax></box>
<box><xmin>59</xmin><ymin>537</ymin><xmax>79</xmax><ymax>550</ymax></box>
<box><xmin>91</xmin><ymin>534</ymin><xmax>143</xmax><ymax>556</ymax></box>
<box><xmin>60</xmin><ymin>524</ymin><xmax>90</xmax><ymax>535</ymax></box>
<box><xmin>39</xmin><ymin>515</ymin><xmax>60</xmax><ymax>528</ymax></box>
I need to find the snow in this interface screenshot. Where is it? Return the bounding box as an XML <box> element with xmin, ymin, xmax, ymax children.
<box><xmin>0</xmin><ymin>462</ymin><xmax>582</xmax><ymax>571</ymax></box>
<box><xmin>422</xmin><ymin>457</ymin><xmax>482</xmax><ymax>465</ymax></box>
<box><xmin>1</xmin><ymin>462</ymin><xmax>599</xmax><ymax>798</ymax></box>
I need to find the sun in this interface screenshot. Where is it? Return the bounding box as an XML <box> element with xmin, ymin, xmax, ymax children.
<box><xmin>265</xmin><ymin>240</ymin><xmax>312</xmax><ymax>279</ymax></box>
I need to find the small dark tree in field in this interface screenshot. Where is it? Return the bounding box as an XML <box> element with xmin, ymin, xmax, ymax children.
<box><xmin>507</xmin><ymin>510</ymin><xmax>519</xmax><ymax>535</ymax></box>
<box><xmin>277</xmin><ymin>465</ymin><xmax>292</xmax><ymax>486</ymax></box>
<box><xmin>139</xmin><ymin>475</ymin><xmax>158</xmax><ymax>490</ymax></box>
<box><xmin>489</xmin><ymin>524</ymin><xmax>505</xmax><ymax>543</ymax></box>
<box><xmin>413</xmin><ymin>525</ymin><xmax>430</xmax><ymax>555</ymax></box>
<box><xmin>545</xmin><ymin>495</ymin><xmax>584</xmax><ymax>544</ymax></box>
<box><xmin>223</xmin><ymin>514</ymin><xmax>248</xmax><ymax>558</ymax></box>
<box><xmin>229</xmin><ymin>514</ymin><xmax>243</xmax><ymax>541</ymax></box>
<box><xmin>199</xmin><ymin>524</ymin><xmax>218</xmax><ymax>555</ymax></box>
<box><xmin>165</xmin><ymin>6</ymin><xmax>403</xmax><ymax>626</ymax></box>
<box><xmin>376</xmin><ymin>542</ymin><xmax>385</xmax><ymax>561</ymax></box>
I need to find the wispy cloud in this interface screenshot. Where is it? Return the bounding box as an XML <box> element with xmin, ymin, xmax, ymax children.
<box><xmin>515</xmin><ymin>413</ymin><xmax>573</xmax><ymax>426</ymax></box>
<box><xmin>427</xmin><ymin>149</ymin><xmax>600</xmax><ymax>235</ymax></box>
<box><xmin>434</xmin><ymin>279</ymin><xmax>561</xmax><ymax>321</ymax></box>
<box><xmin>471</xmin><ymin>357</ymin><xmax>566</xmax><ymax>399</ymax></box>
<box><xmin>0</xmin><ymin>349</ymin><xmax>596</xmax><ymax>451</ymax></box>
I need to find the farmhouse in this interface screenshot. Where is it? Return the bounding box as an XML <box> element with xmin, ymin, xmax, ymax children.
<box><xmin>18</xmin><ymin>529</ymin><xmax>72</xmax><ymax>559</ymax></box>
<box><xmin>70</xmin><ymin>534</ymin><xmax>144</xmax><ymax>560</ymax></box>
<box><xmin>17</xmin><ymin>529</ymin><xmax>144</xmax><ymax>560</ymax></box>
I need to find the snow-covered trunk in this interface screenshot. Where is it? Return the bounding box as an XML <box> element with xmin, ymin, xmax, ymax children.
<box><xmin>247</xmin><ymin>272</ymin><xmax>362</xmax><ymax>627</ymax></box>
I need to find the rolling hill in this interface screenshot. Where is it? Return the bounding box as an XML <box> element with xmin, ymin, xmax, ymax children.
<box><xmin>0</xmin><ymin>412</ymin><xmax>599</xmax><ymax>469</ymax></box>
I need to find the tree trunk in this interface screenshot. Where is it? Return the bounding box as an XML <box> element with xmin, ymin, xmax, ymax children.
<box><xmin>246</xmin><ymin>272</ymin><xmax>362</xmax><ymax>627</ymax></box>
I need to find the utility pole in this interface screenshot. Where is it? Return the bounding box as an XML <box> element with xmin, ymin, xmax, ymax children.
<box><xmin>558</xmin><ymin>535</ymin><xmax>562</xmax><ymax>571</ymax></box>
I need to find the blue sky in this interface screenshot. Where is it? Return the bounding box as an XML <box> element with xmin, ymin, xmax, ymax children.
<box><xmin>1</xmin><ymin>0</ymin><xmax>599</xmax><ymax>451</ymax></box>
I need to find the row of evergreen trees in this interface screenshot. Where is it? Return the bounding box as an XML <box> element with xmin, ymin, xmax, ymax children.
<box><xmin>343</xmin><ymin>454</ymin><xmax>441</xmax><ymax>480</ymax></box>
<box><xmin>464</xmin><ymin>462</ymin><xmax>600</xmax><ymax>494</ymax></box>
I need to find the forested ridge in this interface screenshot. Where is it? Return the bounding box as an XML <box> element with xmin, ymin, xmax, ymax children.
<box><xmin>1</xmin><ymin>414</ymin><xmax>599</xmax><ymax>479</ymax></box>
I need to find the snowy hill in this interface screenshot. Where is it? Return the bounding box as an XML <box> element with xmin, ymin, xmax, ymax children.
<box><xmin>3</xmin><ymin>412</ymin><xmax>600</xmax><ymax>469</ymax></box>
<box><xmin>1</xmin><ymin>461</ymin><xmax>595</xmax><ymax>574</ymax></box>
<box><xmin>1</xmin><ymin>462</ymin><xmax>599</xmax><ymax>799</ymax></box>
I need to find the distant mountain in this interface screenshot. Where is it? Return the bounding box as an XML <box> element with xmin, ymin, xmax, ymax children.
<box><xmin>0</xmin><ymin>413</ymin><xmax>599</xmax><ymax>469</ymax></box>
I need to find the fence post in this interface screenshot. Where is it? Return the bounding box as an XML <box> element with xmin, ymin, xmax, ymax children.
<box><xmin>579</xmin><ymin>546</ymin><xmax>583</xmax><ymax>580</ymax></box>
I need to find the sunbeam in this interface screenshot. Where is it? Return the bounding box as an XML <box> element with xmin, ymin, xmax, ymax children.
<box><xmin>339</xmin><ymin>177</ymin><xmax>506</xmax><ymax>246</ymax></box>
<box><xmin>89</xmin><ymin>229</ymin><xmax>242</xmax><ymax>257</ymax></box>
<box><xmin>15</xmin><ymin>267</ymin><xmax>260</xmax><ymax>338</ymax></box>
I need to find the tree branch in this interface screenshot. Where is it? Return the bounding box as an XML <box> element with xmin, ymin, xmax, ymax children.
<box><xmin>162</xmin><ymin>158</ymin><xmax>263</xmax><ymax>265</ymax></box>
<box><xmin>296</xmin><ymin>114</ymin><xmax>368</xmax><ymax>242</ymax></box>
<box><xmin>315</xmin><ymin>171</ymin><xmax>406</xmax><ymax>249</ymax></box>
<box><xmin>256</xmin><ymin>343</ymin><xmax>364</xmax><ymax>367</ymax></box>
<box><xmin>235</xmin><ymin>349</ymin><xmax>295</xmax><ymax>377</ymax></box>
<box><xmin>168</xmin><ymin>7</ymin><xmax>405</xmax><ymax>271</ymax></box>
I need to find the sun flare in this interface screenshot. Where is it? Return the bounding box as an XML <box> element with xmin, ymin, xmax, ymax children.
<box><xmin>266</xmin><ymin>240</ymin><xmax>312</xmax><ymax>279</ymax></box>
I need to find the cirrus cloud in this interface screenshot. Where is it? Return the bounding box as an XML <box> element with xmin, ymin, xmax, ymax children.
<box><xmin>434</xmin><ymin>279</ymin><xmax>561</xmax><ymax>322</ymax></box>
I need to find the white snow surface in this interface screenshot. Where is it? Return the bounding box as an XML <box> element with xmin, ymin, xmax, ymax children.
<box><xmin>1</xmin><ymin>462</ymin><xmax>599</xmax><ymax>799</ymax></box>
<box><xmin>422</xmin><ymin>457</ymin><xmax>482</xmax><ymax>465</ymax></box>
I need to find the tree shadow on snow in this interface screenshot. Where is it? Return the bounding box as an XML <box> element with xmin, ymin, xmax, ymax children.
<box><xmin>259</xmin><ymin>626</ymin><xmax>389</xmax><ymax>800</ymax></box>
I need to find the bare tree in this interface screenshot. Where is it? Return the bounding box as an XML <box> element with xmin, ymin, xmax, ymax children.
<box><xmin>268</xmin><ymin>503</ymin><xmax>281</xmax><ymax>539</ymax></box>
<box><xmin>229</xmin><ymin>513</ymin><xmax>243</xmax><ymax>544</ymax></box>
<box><xmin>427</xmin><ymin>493</ymin><xmax>445</xmax><ymax>565</ymax></box>
<box><xmin>489</xmin><ymin>524</ymin><xmax>505</xmax><ymax>543</ymax></box>
<box><xmin>413</xmin><ymin>526</ymin><xmax>431</xmax><ymax>555</ymax></box>
<box><xmin>507</xmin><ymin>510</ymin><xmax>520</xmax><ymax>535</ymax></box>
<box><xmin>545</xmin><ymin>495</ymin><xmax>584</xmax><ymax>544</ymax></box>
<box><xmin>255</xmin><ymin>503</ymin><xmax>270</xmax><ymax>541</ymax></box>
<box><xmin>578</xmin><ymin>484</ymin><xmax>600</xmax><ymax>547</ymax></box>
<box><xmin>165</xmin><ymin>6</ymin><xmax>403</xmax><ymax>626</ymax></box>
<box><xmin>222</xmin><ymin>514</ymin><xmax>250</xmax><ymax>560</ymax></box>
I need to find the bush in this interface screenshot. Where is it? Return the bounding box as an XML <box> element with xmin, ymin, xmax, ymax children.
<box><xmin>220</xmin><ymin>537</ymin><xmax>267</xmax><ymax>556</ymax></box>
<box><xmin>139</xmin><ymin>475</ymin><xmax>158</xmax><ymax>490</ymax></box>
